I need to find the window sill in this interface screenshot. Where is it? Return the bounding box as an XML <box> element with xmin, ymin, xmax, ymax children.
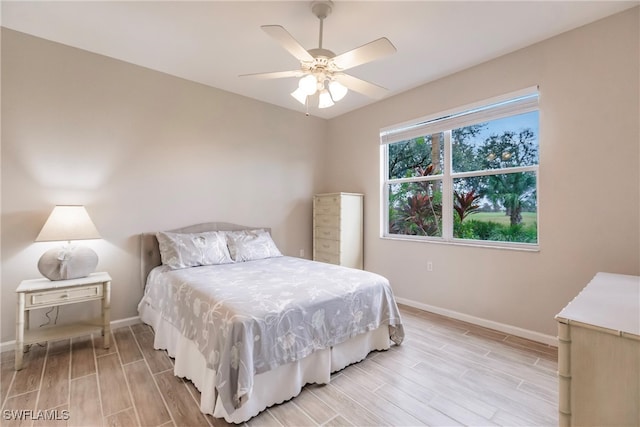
<box><xmin>380</xmin><ymin>234</ymin><xmax>540</xmax><ymax>252</ymax></box>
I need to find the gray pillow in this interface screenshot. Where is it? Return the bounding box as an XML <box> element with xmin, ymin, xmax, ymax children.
<box><xmin>226</xmin><ymin>229</ymin><xmax>282</xmax><ymax>262</ymax></box>
<box><xmin>156</xmin><ymin>231</ymin><xmax>232</xmax><ymax>269</ymax></box>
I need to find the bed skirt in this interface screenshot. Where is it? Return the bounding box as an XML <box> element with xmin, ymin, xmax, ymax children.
<box><xmin>139</xmin><ymin>301</ymin><xmax>391</xmax><ymax>423</ymax></box>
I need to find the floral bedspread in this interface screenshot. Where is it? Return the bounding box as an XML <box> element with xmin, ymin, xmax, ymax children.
<box><xmin>138</xmin><ymin>256</ymin><xmax>404</xmax><ymax>414</ymax></box>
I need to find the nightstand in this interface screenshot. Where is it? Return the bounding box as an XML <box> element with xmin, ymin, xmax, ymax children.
<box><xmin>15</xmin><ymin>272</ymin><xmax>111</xmax><ymax>370</ymax></box>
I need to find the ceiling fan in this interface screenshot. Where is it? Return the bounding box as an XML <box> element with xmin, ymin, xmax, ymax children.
<box><xmin>240</xmin><ymin>0</ymin><xmax>396</xmax><ymax>110</ymax></box>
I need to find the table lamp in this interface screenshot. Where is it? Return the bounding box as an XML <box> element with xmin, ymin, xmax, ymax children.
<box><xmin>35</xmin><ymin>205</ymin><xmax>101</xmax><ymax>281</ymax></box>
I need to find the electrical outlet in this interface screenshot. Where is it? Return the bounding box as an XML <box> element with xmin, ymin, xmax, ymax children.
<box><xmin>299</xmin><ymin>249</ymin><xmax>305</xmax><ymax>257</ymax></box>
<box><xmin>427</xmin><ymin>261</ymin><xmax>433</xmax><ymax>272</ymax></box>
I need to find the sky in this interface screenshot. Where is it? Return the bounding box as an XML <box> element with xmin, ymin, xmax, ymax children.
<box><xmin>475</xmin><ymin>110</ymin><xmax>539</xmax><ymax>145</ymax></box>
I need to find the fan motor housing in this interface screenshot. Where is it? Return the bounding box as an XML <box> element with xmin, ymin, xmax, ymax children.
<box><xmin>308</xmin><ymin>48</ymin><xmax>335</xmax><ymax>60</ymax></box>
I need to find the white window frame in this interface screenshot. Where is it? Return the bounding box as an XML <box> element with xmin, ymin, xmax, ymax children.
<box><xmin>380</xmin><ymin>87</ymin><xmax>540</xmax><ymax>251</ymax></box>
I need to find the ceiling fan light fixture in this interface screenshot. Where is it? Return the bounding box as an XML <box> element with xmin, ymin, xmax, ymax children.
<box><xmin>318</xmin><ymin>89</ymin><xmax>335</xmax><ymax>108</ymax></box>
<box><xmin>291</xmin><ymin>87</ymin><xmax>308</xmax><ymax>105</ymax></box>
<box><xmin>328</xmin><ymin>80</ymin><xmax>348</xmax><ymax>101</ymax></box>
<box><xmin>242</xmin><ymin>0</ymin><xmax>396</xmax><ymax>113</ymax></box>
<box><xmin>299</xmin><ymin>74</ymin><xmax>318</xmax><ymax>95</ymax></box>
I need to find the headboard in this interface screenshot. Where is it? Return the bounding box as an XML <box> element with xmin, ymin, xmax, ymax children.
<box><xmin>140</xmin><ymin>222</ymin><xmax>271</xmax><ymax>287</ymax></box>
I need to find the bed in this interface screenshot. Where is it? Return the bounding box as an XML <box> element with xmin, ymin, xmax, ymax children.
<box><xmin>138</xmin><ymin>222</ymin><xmax>404</xmax><ymax>423</ymax></box>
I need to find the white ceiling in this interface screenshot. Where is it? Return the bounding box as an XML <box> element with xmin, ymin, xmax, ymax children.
<box><xmin>2</xmin><ymin>1</ymin><xmax>637</xmax><ymax>119</ymax></box>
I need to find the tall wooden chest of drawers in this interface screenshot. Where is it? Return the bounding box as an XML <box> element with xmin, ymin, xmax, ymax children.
<box><xmin>313</xmin><ymin>193</ymin><xmax>363</xmax><ymax>269</ymax></box>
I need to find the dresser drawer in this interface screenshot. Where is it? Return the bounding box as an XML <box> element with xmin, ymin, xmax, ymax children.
<box><xmin>314</xmin><ymin>195</ymin><xmax>340</xmax><ymax>206</ymax></box>
<box><xmin>26</xmin><ymin>284</ymin><xmax>103</xmax><ymax>309</ymax></box>
<box><xmin>314</xmin><ymin>204</ymin><xmax>340</xmax><ymax>216</ymax></box>
<box><xmin>314</xmin><ymin>238</ymin><xmax>340</xmax><ymax>255</ymax></box>
<box><xmin>314</xmin><ymin>251</ymin><xmax>340</xmax><ymax>265</ymax></box>
<box><xmin>314</xmin><ymin>214</ymin><xmax>339</xmax><ymax>229</ymax></box>
<box><xmin>315</xmin><ymin>226</ymin><xmax>339</xmax><ymax>241</ymax></box>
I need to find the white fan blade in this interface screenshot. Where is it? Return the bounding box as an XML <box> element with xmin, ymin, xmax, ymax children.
<box><xmin>239</xmin><ymin>70</ymin><xmax>303</xmax><ymax>79</ymax></box>
<box><xmin>261</xmin><ymin>25</ymin><xmax>314</xmax><ymax>62</ymax></box>
<box><xmin>335</xmin><ymin>74</ymin><xmax>389</xmax><ymax>99</ymax></box>
<box><xmin>332</xmin><ymin>38</ymin><xmax>396</xmax><ymax>71</ymax></box>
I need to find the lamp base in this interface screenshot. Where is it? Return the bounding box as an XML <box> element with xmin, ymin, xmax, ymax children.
<box><xmin>38</xmin><ymin>245</ymin><xmax>98</xmax><ymax>281</ymax></box>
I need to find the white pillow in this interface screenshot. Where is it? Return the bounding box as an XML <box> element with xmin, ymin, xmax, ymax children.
<box><xmin>156</xmin><ymin>231</ymin><xmax>233</xmax><ymax>269</ymax></box>
<box><xmin>226</xmin><ymin>229</ymin><xmax>282</xmax><ymax>262</ymax></box>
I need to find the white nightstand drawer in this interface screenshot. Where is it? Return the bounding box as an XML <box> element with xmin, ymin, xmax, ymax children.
<box><xmin>26</xmin><ymin>284</ymin><xmax>103</xmax><ymax>308</ymax></box>
<box><xmin>315</xmin><ymin>226</ymin><xmax>339</xmax><ymax>240</ymax></box>
<box><xmin>315</xmin><ymin>214</ymin><xmax>339</xmax><ymax>228</ymax></box>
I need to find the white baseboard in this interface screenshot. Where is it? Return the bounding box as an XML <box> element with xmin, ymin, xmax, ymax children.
<box><xmin>0</xmin><ymin>316</ymin><xmax>141</xmax><ymax>353</ymax></box>
<box><xmin>395</xmin><ymin>297</ymin><xmax>557</xmax><ymax>347</ymax></box>
<box><xmin>111</xmin><ymin>315</ymin><xmax>142</xmax><ymax>329</ymax></box>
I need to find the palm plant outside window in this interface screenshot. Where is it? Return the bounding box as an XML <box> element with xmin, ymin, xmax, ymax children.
<box><xmin>380</xmin><ymin>88</ymin><xmax>539</xmax><ymax>249</ymax></box>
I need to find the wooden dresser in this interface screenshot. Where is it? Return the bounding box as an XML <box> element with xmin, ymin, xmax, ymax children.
<box><xmin>555</xmin><ymin>272</ymin><xmax>639</xmax><ymax>426</ymax></box>
<box><xmin>313</xmin><ymin>193</ymin><xmax>363</xmax><ymax>269</ymax></box>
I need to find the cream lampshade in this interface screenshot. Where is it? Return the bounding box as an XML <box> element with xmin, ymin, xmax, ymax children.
<box><xmin>35</xmin><ymin>205</ymin><xmax>101</xmax><ymax>281</ymax></box>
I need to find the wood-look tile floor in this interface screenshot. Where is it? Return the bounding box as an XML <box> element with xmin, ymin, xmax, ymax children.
<box><xmin>0</xmin><ymin>305</ymin><xmax>558</xmax><ymax>426</ymax></box>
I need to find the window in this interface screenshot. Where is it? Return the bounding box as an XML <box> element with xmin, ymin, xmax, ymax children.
<box><xmin>381</xmin><ymin>88</ymin><xmax>539</xmax><ymax>249</ymax></box>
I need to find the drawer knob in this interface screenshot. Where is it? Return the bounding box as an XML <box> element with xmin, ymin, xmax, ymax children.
<box><xmin>61</xmin><ymin>294</ymin><xmax>69</xmax><ymax>299</ymax></box>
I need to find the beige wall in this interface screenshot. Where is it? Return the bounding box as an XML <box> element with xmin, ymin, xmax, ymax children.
<box><xmin>1</xmin><ymin>7</ymin><xmax>638</xmax><ymax>344</ymax></box>
<box><xmin>323</xmin><ymin>8</ymin><xmax>639</xmax><ymax>337</ymax></box>
<box><xmin>0</xmin><ymin>29</ymin><xmax>326</xmax><ymax>342</ymax></box>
